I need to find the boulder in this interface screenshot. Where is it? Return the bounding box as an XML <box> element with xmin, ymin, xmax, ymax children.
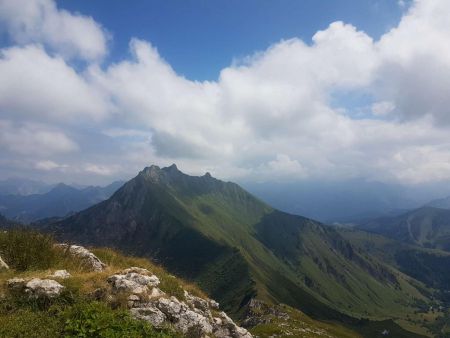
<box><xmin>184</xmin><ymin>290</ymin><xmax>210</xmax><ymax>313</ymax></box>
<box><xmin>25</xmin><ymin>278</ymin><xmax>64</xmax><ymax>298</ymax></box>
<box><xmin>107</xmin><ymin>268</ymin><xmax>160</xmax><ymax>295</ymax></box>
<box><xmin>7</xmin><ymin>277</ymin><xmax>25</xmax><ymax>291</ymax></box>
<box><xmin>156</xmin><ymin>296</ymin><xmax>213</xmax><ymax>335</ymax></box>
<box><xmin>48</xmin><ymin>269</ymin><xmax>71</xmax><ymax>279</ymax></box>
<box><xmin>56</xmin><ymin>244</ymin><xmax>106</xmax><ymax>272</ymax></box>
<box><xmin>0</xmin><ymin>255</ymin><xmax>9</xmax><ymax>270</ymax></box>
<box><xmin>131</xmin><ymin>305</ymin><xmax>167</xmax><ymax>328</ymax></box>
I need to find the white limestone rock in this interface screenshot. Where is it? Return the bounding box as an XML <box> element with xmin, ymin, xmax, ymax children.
<box><xmin>25</xmin><ymin>278</ymin><xmax>64</xmax><ymax>298</ymax></box>
<box><xmin>156</xmin><ymin>296</ymin><xmax>213</xmax><ymax>335</ymax></box>
<box><xmin>108</xmin><ymin>268</ymin><xmax>252</xmax><ymax>338</ymax></box>
<box><xmin>107</xmin><ymin>269</ymin><xmax>160</xmax><ymax>295</ymax></box>
<box><xmin>56</xmin><ymin>244</ymin><xmax>106</xmax><ymax>272</ymax></box>
<box><xmin>131</xmin><ymin>305</ymin><xmax>167</xmax><ymax>328</ymax></box>
<box><xmin>148</xmin><ymin>287</ymin><xmax>166</xmax><ymax>299</ymax></box>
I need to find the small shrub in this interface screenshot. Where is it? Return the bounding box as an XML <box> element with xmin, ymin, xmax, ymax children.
<box><xmin>0</xmin><ymin>228</ymin><xmax>57</xmax><ymax>271</ymax></box>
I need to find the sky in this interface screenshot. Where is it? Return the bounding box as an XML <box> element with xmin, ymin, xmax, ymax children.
<box><xmin>0</xmin><ymin>0</ymin><xmax>450</xmax><ymax>186</ymax></box>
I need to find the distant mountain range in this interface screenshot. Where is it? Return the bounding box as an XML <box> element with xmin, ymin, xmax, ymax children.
<box><xmin>426</xmin><ymin>195</ymin><xmax>450</xmax><ymax>210</ymax></box>
<box><xmin>242</xmin><ymin>179</ymin><xmax>444</xmax><ymax>224</ymax></box>
<box><xmin>358</xmin><ymin>206</ymin><xmax>450</xmax><ymax>251</ymax></box>
<box><xmin>0</xmin><ymin>178</ymin><xmax>54</xmax><ymax>196</ymax></box>
<box><xmin>0</xmin><ymin>181</ymin><xmax>124</xmax><ymax>222</ymax></box>
<box><xmin>37</xmin><ymin>164</ymin><xmax>436</xmax><ymax>337</ymax></box>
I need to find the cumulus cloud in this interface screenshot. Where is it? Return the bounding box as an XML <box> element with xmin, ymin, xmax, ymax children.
<box><xmin>0</xmin><ymin>0</ymin><xmax>450</xmax><ymax>185</ymax></box>
<box><xmin>0</xmin><ymin>120</ymin><xmax>78</xmax><ymax>156</ymax></box>
<box><xmin>0</xmin><ymin>45</ymin><xmax>109</xmax><ymax>123</ymax></box>
<box><xmin>371</xmin><ymin>101</ymin><xmax>396</xmax><ymax>116</ymax></box>
<box><xmin>0</xmin><ymin>0</ymin><xmax>108</xmax><ymax>61</ymax></box>
<box><xmin>35</xmin><ymin>160</ymin><xmax>68</xmax><ymax>171</ymax></box>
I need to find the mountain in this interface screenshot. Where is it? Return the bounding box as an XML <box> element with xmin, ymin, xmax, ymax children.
<box><xmin>359</xmin><ymin>207</ymin><xmax>450</xmax><ymax>251</ymax></box>
<box><xmin>0</xmin><ymin>181</ymin><xmax>124</xmax><ymax>222</ymax></box>
<box><xmin>426</xmin><ymin>196</ymin><xmax>450</xmax><ymax>210</ymax></box>
<box><xmin>339</xmin><ymin>227</ymin><xmax>450</xmax><ymax>295</ymax></box>
<box><xmin>0</xmin><ymin>178</ymin><xmax>53</xmax><ymax>196</ymax></box>
<box><xmin>339</xmin><ymin>226</ymin><xmax>450</xmax><ymax>336</ymax></box>
<box><xmin>0</xmin><ymin>214</ymin><xmax>20</xmax><ymax>228</ymax></box>
<box><xmin>44</xmin><ymin>164</ymin><xmax>432</xmax><ymax>336</ymax></box>
<box><xmin>242</xmin><ymin>179</ymin><xmax>428</xmax><ymax>224</ymax></box>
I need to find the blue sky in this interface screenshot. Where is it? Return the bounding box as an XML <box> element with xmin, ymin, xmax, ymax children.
<box><xmin>57</xmin><ymin>0</ymin><xmax>407</xmax><ymax>80</ymax></box>
<box><xmin>0</xmin><ymin>0</ymin><xmax>450</xmax><ymax>186</ymax></box>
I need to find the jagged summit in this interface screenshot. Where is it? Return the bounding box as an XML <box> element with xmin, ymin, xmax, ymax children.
<box><xmin>48</xmin><ymin>162</ymin><xmax>430</xmax><ymax>335</ymax></box>
<box><xmin>139</xmin><ymin>164</ymin><xmax>218</xmax><ymax>186</ymax></box>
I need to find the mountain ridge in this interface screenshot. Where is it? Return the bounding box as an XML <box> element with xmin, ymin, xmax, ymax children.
<box><xmin>42</xmin><ymin>164</ymin><xmax>432</xmax><ymax>337</ymax></box>
<box><xmin>358</xmin><ymin>206</ymin><xmax>450</xmax><ymax>251</ymax></box>
<box><xmin>0</xmin><ymin>181</ymin><xmax>124</xmax><ymax>223</ymax></box>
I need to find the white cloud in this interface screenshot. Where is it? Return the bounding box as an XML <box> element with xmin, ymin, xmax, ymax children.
<box><xmin>0</xmin><ymin>0</ymin><xmax>108</xmax><ymax>61</ymax></box>
<box><xmin>0</xmin><ymin>45</ymin><xmax>109</xmax><ymax>123</ymax></box>
<box><xmin>35</xmin><ymin>160</ymin><xmax>68</xmax><ymax>171</ymax></box>
<box><xmin>371</xmin><ymin>101</ymin><xmax>396</xmax><ymax>116</ymax></box>
<box><xmin>1</xmin><ymin>0</ymin><xmax>450</xmax><ymax>185</ymax></box>
<box><xmin>0</xmin><ymin>120</ymin><xmax>78</xmax><ymax>156</ymax></box>
<box><xmin>83</xmin><ymin>163</ymin><xmax>119</xmax><ymax>176</ymax></box>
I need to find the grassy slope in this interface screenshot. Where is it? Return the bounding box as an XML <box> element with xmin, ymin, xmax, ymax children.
<box><xmin>158</xmin><ymin>175</ymin><xmax>433</xmax><ymax>337</ymax></box>
<box><xmin>0</xmin><ymin>229</ymin><xmax>359</xmax><ymax>338</ymax></box>
<box><xmin>171</xmin><ymin>183</ymin><xmax>428</xmax><ymax>318</ymax></box>
<box><xmin>48</xmin><ymin>167</ymin><xmax>431</xmax><ymax>336</ymax></box>
<box><xmin>359</xmin><ymin>207</ymin><xmax>450</xmax><ymax>251</ymax></box>
<box><xmin>339</xmin><ymin>227</ymin><xmax>450</xmax><ymax>336</ymax></box>
<box><xmin>339</xmin><ymin>227</ymin><xmax>450</xmax><ymax>290</ymax></box>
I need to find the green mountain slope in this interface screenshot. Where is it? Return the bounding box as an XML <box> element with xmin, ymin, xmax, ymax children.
<box><xmin>359</xmin><ymin>206</ymin><xmax>450</xmax><ymax>251</ymax></box>
<box><xmin>339</xmin><ymin>228</ymin><xmax>450</xmax><ymax>292</ymax></box>
<box><xmin>339</xmin><ymin>227</ymin><xmax>450</xmax><ymax>336</ymax></box>
<box><xmin>46</xmin><ymin>165</ymin><xmax>431</xmax><ymax>336</ymax></box>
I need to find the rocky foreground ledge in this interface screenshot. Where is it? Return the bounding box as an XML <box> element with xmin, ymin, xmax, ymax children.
<box><xmin>4</xmin><ymin>245</ymin><xmax>252</xmax><ymax>338</ymax></box>
<box><xmin>108</xmin><ymin>267</ymin><xmax>252</xmax><ymax>338</ymax></box>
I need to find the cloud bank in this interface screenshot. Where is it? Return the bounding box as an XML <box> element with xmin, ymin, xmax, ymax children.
<box><xmin>0</xmin><ymin>0</ymin><xmax>449</xmax><ymax>185</ymax></box>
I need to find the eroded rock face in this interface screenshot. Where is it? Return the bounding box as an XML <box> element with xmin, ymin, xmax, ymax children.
<box><xmin>56</xmin><ymin>244</ymin><xmax>106</xmax><ymax>272</ymax></box>
<box><xmin>112</xmin><ymin>267</ymin><xmax>252</xmax><ymax>338</ymax></box>
<box><xmin>0</xmin><ymin>256</ymin><xmax>9</xmax><ymax>270</ymax></box>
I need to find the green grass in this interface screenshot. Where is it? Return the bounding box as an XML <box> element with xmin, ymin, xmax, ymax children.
<box><xmin>44</xmin><ymin>168</ymin><xmax>436</xmax><ymax>336</ymax></box>
<box><xmin>0</xmin><ymin>228</ymin><xmax>57</xmax><ymax>271</ymax></box>
<box><xmin>0</xmin><ymin>229</ymin><xmax>187</xmax><ymax>338</ymax></box>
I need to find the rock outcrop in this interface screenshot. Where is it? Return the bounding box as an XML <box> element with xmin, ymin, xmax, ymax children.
<box><xmin>4</xmin><ymin>263</ymin><xmax>251</xmax><ymax>338</ymax></box>
<box><xmin>109</xmin><ymin>267</ymin><xmax>252</xmax><ymax>338</ymax></box>
<box><xmin>0</xmin><ymin>255</ymin><xmax>9</xmax><ymax>270</ymax></box>
<box><xmin>108</xmin><ymin>266</ymin><xmax>160</xmax><ymax>295</ymax></box>
<box><xmin>56</xmin><ymin>244</ymin><xmax>106</xmax><ymax>271</ymax></box>
<box><xmin>7</xmin><ymin>277</ymin><xmax>64</xmax><ymax>298</ymax></box>
<box><xmin>48</xmin><ymin>269</ymin><xmax>71</xmax><ymax>279</ymax></box>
